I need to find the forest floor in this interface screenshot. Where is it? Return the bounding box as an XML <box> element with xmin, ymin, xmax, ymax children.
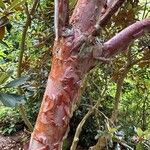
<box><xmin>0</xmin><ymin>131</ymin><xmax>29</xmax><ymax>150</ymax></box>
<box><xmin>0</xmin><ymin>131</ymin><xmax>87</xmax><ymax>150</ymax></box>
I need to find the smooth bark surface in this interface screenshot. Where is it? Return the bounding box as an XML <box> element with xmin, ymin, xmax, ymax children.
<box><xmin>29</xmin><ymin>0</ymin><xmax>150</xmax><ymax>149</ymax></box>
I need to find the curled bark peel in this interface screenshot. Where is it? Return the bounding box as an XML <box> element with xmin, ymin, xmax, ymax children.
<box><xmin>29</xmin><ymin>0</ymin><xmax>150</xmax><ymax>149</ymax></box>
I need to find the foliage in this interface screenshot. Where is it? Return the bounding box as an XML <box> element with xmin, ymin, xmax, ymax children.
<box><xmin>0</xmin><ymin>106</ymin><xmax>23</xmax><ymax>135</ymax></box>
<box><xmin>0</xmin><ymin>70</ymin><xmax>28</xmax><ymax>107</ymax></box>
<box><xmin>94</xmin><ymin>125</ymin><xmax>150</xmax><ymax>150</ymax></box>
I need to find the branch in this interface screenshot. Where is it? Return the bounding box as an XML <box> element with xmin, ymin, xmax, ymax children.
<box><xmin>82</xmin><ymin>18</ymin><xmax>150</xmax><ymax>86</ymax></box>
<box><xmin>30</xmin><ymin>0</ymin><xmax>39</xmax><ymax>16</ymax></box>
<box><xmin>102</xmin><ymin>18</ymin><xmax>150</xmax><ymax>57</ymax></box>
<box><xmin>98</xmin><ymin>0</ymin><xmax>126</xmax><ymax>28</ymax></box>
<box><xmin>70</xmin><ymin>0</ymin><xmax>105</xmax><ymax>36</ymax></box>
<box><xmin>54</xmin><ymin>0</ymin><xmax>59</xmax><ymax>41</ymax></box>
<box><xmin>17</xmin><ymin>2</ymin><xmax>31</xmax><ymax>78</ymax></box>
<box><xmin>110</xmin><ymin>47</ymin><xmax>150</xmax><ymax>123</ymax></box>
<box><xmin>17</xmin><ymin>0</ymin><xmax>39</xmax><ymax>132</ymax></box>
<box><xmin>70</xmin><ymin>108</ymin><xmax>93</xmax><ymax>150</ymax></box>
<box><xmin>70</xmin><ymin>88</ymin><xmax>106</xmax><ymax>150</ymax></box>
<box><xmin>69</xmin><ymin>0</ymin><xmax>125</xmax><ymax>52</ymax></box>
<box><xmin>110</xmin><ymin>64</ymin><xmax>131</xmax><ymax>123</ymax></box>
<box><xmin>54</xmin><ymin>0</ymin><xmax>69</xmax><ymax>41</ymax></box>
<box><xmin>17</xmin><ymin>0</ymin><xmax>39</xmax><ymax>77</ymax></box>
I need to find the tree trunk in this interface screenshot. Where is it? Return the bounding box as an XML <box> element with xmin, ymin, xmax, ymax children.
<box><xmin>28</xmin><ymin>0</ymin><xmax>150</xmax><ymax>149</ymax></box>
<box><xmin>29</xmin><ymin>39</ymin><xmax>84</xmax><ymax>149</ymax></box>
<box><xmin>29</xmin><ymin>1</ymin><xmax>103</xmax><ymax>149</ymax></box>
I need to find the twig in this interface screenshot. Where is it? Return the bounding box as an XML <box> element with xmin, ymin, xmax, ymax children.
<box><xmin>142</xmin><ymin>0</ymin><xmax>148</xmax><ymax>19</ymax></box>
<box><xmin>70</xmin><ymin>107</ymin><xmax>94</xmax><ymax>150</ymax></box>
<box><xmin>17</xmin><ymin>0</ymin><xmax>40</xmax><ymax>132</ymax></box>
<box><xmin>70</xmin><ymin>88</ymin><xmax>106</xmax><ymax>150</ymax></box>
<box><xmin>110</xmin><ymin>47</ymin><xmax>150</xmax><ymax>123</ymax></box>
<box><xmin>17</xmin><ymin>2</ymin><xmax>31</xmax><ymax>78</ymax></box>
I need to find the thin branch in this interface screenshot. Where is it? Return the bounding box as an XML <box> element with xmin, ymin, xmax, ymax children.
<box><xmin>110</xmin><ymin>48</ymin><xmax>150</xmax><ymax>123</ymax></box>
<box><xmin>17</xmin><ymin>0</ymin><xmax>40</xmax><ymax>132</ymax></box>
<box><xmin>110</xmin><ymin>65</ymin><xmax>131</xmax><ymax>123</ymax></box>
<box><xmin>98</xmin><ymin>0</ymin><xmax>126</xmax><ymax>28</ymax></box>
<box><xmin>70</xmin><ymin>107</ymin><xmax>93</xmax><ymax>150</ymax></box>
<box><xmin>54</xmin><ymin>0</ymin><xmax>69</xmax><ymax>41</ymax></box>
<box><xmin>17</xmin><ymin>0</ymin><xmax>39</xmax><ymax>77</ymax></box>
<box><xmin>54</xmin><ymin>0</ymin><xmax>59</xmax><ymax>41</ymax></box>
<box><xmin>30</xmin><ymin>0</ymin><xmax>39</xmax><ymax>16</ymax></box>
<box><xmin>110</xmin><ymin>47</ymin><xmax>133</xmax><ymax>123</ymax></box>
<box><xmin>17</xmin><ymin>2</ymin><xmax>31</xmax><ymax>78</ymax></box>
<box><xmin>70</xmin><ymin>88</ymin><xmax>106</xmax><ymax>150</ymax></box>
<box><xmin>142</xmin><ymin>0</ymin><xmax>148</xmax><ymax>19</ymax></box>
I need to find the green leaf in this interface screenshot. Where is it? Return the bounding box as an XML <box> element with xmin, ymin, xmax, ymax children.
<box><xmin>144</xmin><ymin>129</ymin><xmax>150</xmax><ymax>139</ymax></box>
<box><xmin>7</xmin><ymin>0</ymin><xmax>26</xmax><ymax>11</ymax></box>
<box><xmin>69</xmin><ymin>0</ymin><xmax>77</xmax><ymax>9</ymax></box>
<box><xmin>0</xmin><ymin>0</ymin><xmax>5</xmax><ymax>9</ymax></box>
<box><xmin>0</xmin><ymin>72</ymin><xmax>11</xmax><ymax>85</ymax></box>
<box><xmin>0</xmin><ymin>93</ymin><xmax>25</xmax><ymax>107</ymax></box>
<box><xmin>0</xmin><ymin>40</ymin><xmax>9</xmax><ymax>47</ymax></box>
<box><xmin>136</xmin><ymin>143</ymin><xmax>144</xmax><ymax>150</ymax></box>
<box><xmin>109</xmin><ymin>128</ymin><xmax>117</xmax><ymax>133</ymax></box>
<box><xmin>137</xmin><ymin>128</ymin><xmax>143</xmax><ymax>137</ymax></box>
<box><xmin>5</xmin><ymin>76</ymin><xmax>29</xmax><ymax>88</ymax></box>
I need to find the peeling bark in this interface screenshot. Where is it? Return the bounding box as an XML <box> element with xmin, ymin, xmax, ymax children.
<box><xmin>29</xmin><ymin>38</ymin><xmax>83</xmax><ymax>149</ymax></box>
<box><xmin>29</xmin><ymin>1</ymin><xmax>105</xmax><ymax>149</ymax></box>
<box><xmin>28</xmin><ymin>0</ymin><xmax>150</xmax><ymax>149</ymax></box>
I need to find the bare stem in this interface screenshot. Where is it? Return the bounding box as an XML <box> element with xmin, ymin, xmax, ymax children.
<box><xmin>17</xmin><ymin>0</ymin><xmax>39</xmax><ymax>132</ymax></box>
<box><xmin>70</xmin><ymin>88</ymin><xmax>106</xmax><ymax>150</ymax></box>
<box><xmin>110</xmin><ymin>48</ymin><xmax>150</xmax><ymax>123</ymax></box>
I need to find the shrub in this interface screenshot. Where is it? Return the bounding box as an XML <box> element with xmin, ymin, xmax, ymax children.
<box><xmin>0</xmin><ymin>106</ymin><xmax>24</xmax><ymax>135</ymax></box>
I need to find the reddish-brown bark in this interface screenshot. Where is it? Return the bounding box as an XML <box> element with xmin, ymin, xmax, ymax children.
<box><xmin>102</xmin><ymin>18</ymin><xmax>150</xmax><ymax>57</ymax></box>
<box><xmin>29</xmin><ymin>1</ymin><xmax>105</xmax><ymax>149</ymax></box>
<box><xmin>28</xmin><ymin>0</ymin><xmax>150</xmax><ymax>149</ymax></box>
<box><xmin>29</xmin><ymin>39</ymin><xmax>83</xmax><ymax>150</ymax></box>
